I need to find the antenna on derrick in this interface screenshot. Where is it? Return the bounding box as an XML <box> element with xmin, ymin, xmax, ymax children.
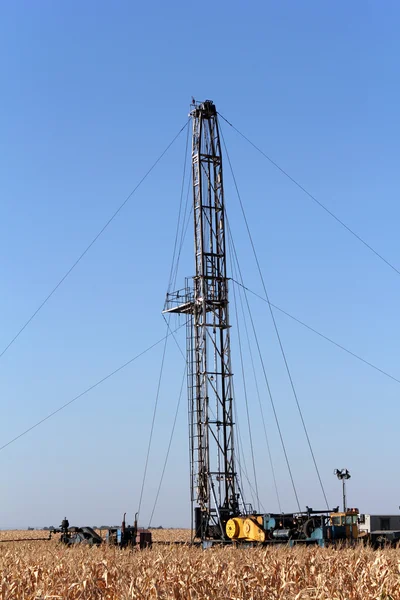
<box><xmin>164</xmin><ymin>99</ymin><xmax>241</xmax><ymax>542</ymax></box>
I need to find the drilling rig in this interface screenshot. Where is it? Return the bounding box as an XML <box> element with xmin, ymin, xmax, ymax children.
<box><xmin>164</xmin><ymin>100</ymin><xmax>366</xmax><ymax>548</ymax></box>
<box><xmin>164</xmin><ymin>100</ymin><xmax>240</xmax><ymax>543</ymax></box>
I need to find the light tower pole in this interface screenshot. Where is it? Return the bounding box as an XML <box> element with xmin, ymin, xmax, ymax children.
<box><xmin>164</xmin><ymin>100</ymin><xmax>240</xmax><ymax>542</ymax></box>
<box><xmin>334</xmin><ymin>468</ymin><xmax>351</xmax><ymax>512</ymax></box>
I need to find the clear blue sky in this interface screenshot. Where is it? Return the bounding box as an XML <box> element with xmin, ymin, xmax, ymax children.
<box><xmin>1</xmin><ymin>1</ymin><xmax>400</xmax><ymax>528</ymax></box>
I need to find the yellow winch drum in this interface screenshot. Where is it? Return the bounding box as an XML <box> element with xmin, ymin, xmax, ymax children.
<box><xmin>226</xmin><ymin>518</ymin><xmax>241</xmax><ymax>539</ymax></box>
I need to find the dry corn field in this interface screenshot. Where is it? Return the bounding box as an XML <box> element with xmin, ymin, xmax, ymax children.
<box><xmin>0</xmin><ymin>530</ymin><xmax>399</xmax><ymax>599</ymax></box>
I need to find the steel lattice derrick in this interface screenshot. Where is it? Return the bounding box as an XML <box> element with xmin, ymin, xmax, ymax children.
<box><xmin>164</xmin><ymin>100</ymin><xmax>239</xmax><ymax>542</ymax></box>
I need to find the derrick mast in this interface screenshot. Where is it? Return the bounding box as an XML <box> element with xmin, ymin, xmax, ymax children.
<box><xmin>164</xmin><ymin>100</ymin><xmax>240</xmax><ymax>541</ymax></box>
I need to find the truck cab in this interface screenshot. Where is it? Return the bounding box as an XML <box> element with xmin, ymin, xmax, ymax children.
<box><xmin>329</xmin><ymin>508</ymin><xmax>359</xmax><ymax>540</ymax></box>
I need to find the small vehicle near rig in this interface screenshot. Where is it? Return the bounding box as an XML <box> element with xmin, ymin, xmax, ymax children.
<box><xmin>55</xmin><ymin>514</ymin><xmax>152</xmax><ymax>549</ymax></box>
